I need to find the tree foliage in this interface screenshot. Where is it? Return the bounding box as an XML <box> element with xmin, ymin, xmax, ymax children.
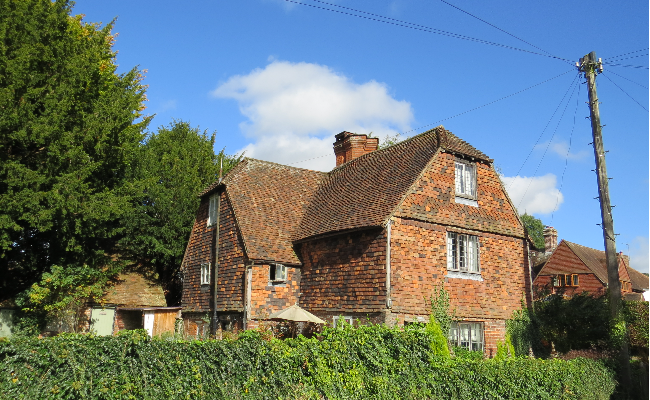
<box><xmin>520</xmin><ymin>213</ymin><xmax>545</xmax><ymax>250</ymax></box>
<box><xmin>0</xmin><ymin>0</ymin><xmax>148</xmax><ymax>302</ymax></box>
<box><xmin>120</xmin><ymin>121</ymin><xmax>241</xmax><ymax>305</ymax></box>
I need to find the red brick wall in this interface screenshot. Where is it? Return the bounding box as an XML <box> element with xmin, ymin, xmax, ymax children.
<box><xmin>534</xmin><ymin>273</ymin><xmax>607</xmax><ymax>297</ymax></box>
<box><xmin>249</xmin><ymin>263</ymin><xmax>301</xmax><ymax>319</ymax></box>
<box><xmin>390</xmin><ymin>217</ymin><xmax>528</xmax><ymax>321</ymax></box>
<box><xmin>395</xmin><ymin>152</ymin><xmax>524</xmax><ymax>238</ymax></box>
<box><xmin>298</xmin><ymin>228</ymin><xmax>388</xmax><ymax>313</ymax></box>
<box><xmin>181</xmin><ymin>191</ymin><xmax>247</xmax><ymax>313</ymax></box>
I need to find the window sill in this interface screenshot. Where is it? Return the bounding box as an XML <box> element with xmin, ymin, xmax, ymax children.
<box><xmin>445</xmin><ymin>271</ymin><xmax>483</xmax><ymax>281</ymax></box>
<box><xmin>455</xmin><ymin>196</ymin><xmax>478</xmax><ymax>207</ymax></box>
<box><xmin>269</xmin><ymin>280</ymin><xmax>287</xmax><ymax>286</ymax></box>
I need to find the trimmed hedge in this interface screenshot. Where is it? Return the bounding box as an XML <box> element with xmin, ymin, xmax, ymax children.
<box><xmin>1</xmin><ymin>325</ymin><xmax>616</xmax><ymax>399</ymax></box>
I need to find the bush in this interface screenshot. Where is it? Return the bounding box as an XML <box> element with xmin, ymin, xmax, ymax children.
<box><xmin>623</xmin><ymin>301</ymin><xmax>649</xmax><ymax>352</ymax></box>
<box><xmin>0</xmin><ymin>325</ymin><xmax>616</xmax><ymax>399</ymax></box>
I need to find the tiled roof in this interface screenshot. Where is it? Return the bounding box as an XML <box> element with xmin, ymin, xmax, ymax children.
<box><xmin>438</xmin><ymin>128</ymin><xmax>491</xmax><ymax>162</ymax></box>
<box><xmin>102</xmin><ymin>272</ymin><xmax>167</xmax><ymax>307</ymax></box>
<box><xmin>564</xmin><ymin>241</ymin><xmax>609</xmax><ymax>283</ymax></box>
<box><xmin>295</xmin><ymin>126</ymin><xmax>488</xmax><ymax>241</ymax></box>
<box><xmin>563</xmin><ymin>241</ymin><xmax>638</xmax><ymax>287</ymax></box>
<box><xmin>216</xmin><ymin>158</ymin><xmax>325</xmax><ymax>264</ymax></box>
<box><xmin>627</xmin><ymin>265</ymin><xmax>649</xmax><ymax>292</ymax></box>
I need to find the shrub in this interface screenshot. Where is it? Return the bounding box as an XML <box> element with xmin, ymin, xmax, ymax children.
<box><xmin>0</xmin><ymin>325</ymin><xmax>617</xmax><ymax>399</ymax></box>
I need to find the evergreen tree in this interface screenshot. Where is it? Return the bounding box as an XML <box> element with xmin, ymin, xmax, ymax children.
<box><xmin>0</xmin><ymin>0</ymin><xmax>149</xmax><ymax>303</ymax></box>
<box><xmin>121</xmin><ymin>121</ymin><xmax>241</xmax><ymax>305</ymax></box>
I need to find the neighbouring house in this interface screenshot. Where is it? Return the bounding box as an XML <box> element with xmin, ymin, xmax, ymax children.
<box><xmin>181</xmin><ymin>126</ymin><xmax>532</xmax><ymax>355</ymax></box>
<box><xmin>43</xmin><ymin>271</ymin><xmax>180</xmax><ymax>337</ymax></box>
<box><xmin>532</xmin><ymin>228</ymin><xmax>649</xmax><ymax>300</ymax></box>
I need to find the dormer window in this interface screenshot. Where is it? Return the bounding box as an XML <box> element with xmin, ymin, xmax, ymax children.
<box><xmin>455</xmin><ymin>160</ymin><xmax>477</xmax><ymax>199</ymax></box>
<box><xmin>269</xmin><ymin>263</ymin><xmax>287</xmax><ymax>282</ymax></box>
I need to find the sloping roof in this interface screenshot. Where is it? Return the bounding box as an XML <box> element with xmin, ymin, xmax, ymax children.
<box><xmin>562</xmin><ymin>241</ymin><xmax>638</xmax><ymax>287</ymax></box>
<box><xmin>102</xmin><ymin>272</ymin><xmax>167</xmax><ymax>307</ymax></box>
<box><xmin>438</xmin><ymin>128</ymin><xmax>492</xmax><ymax>162</ymax></box>
<box><xmin>627</xmin><ymin>266</ymin><xmax>649</xmax><ymax>292</ymax></box>
<box><xmin>564</xmin><ymin>241</ymin><xmax>609</xmax><ymax>283</ymax></box>
<box><xmin>217</xmin><ymin>158</ymin><xmax>325</xmax><ymax>264</ymax></box>
<box><xmin>294</xmin><ymin>126</ymin><xmax>490</xmax><ymax>241</ymax></box>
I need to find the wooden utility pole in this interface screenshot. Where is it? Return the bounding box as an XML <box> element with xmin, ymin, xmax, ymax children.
<box><xmin>578</xmin><ymin>51</ymin><xmax>630</xmax><ymax>391</ymax></box>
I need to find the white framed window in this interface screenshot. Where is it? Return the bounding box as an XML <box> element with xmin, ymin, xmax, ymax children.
<box><xmin>207</xmin><ymin>194</ymin><xmax>218</xmax><ymax>227</ymax></box>
<box><xmin>447</xmin><ymin>232</ymin><xmax>480</xmax><ymax>273</ymax></box>
<box><xmin>455</xmin><ymin>160</ymin><xmax>477</xmax><ymax>199</ymax></box>
<box><xmin>333</xmin><ymin>316</ymin><xmax>353</xmax><ymax>328</ymax></box>
<box><xmin>448</xmin><ymin>322</ymin><xmax>484</xmax><ymax>352</ymax></box>
<box><xmin>200</xmin><ymin>263</ymin><xmax>210</xmax><ymax>285</ymax></box>
<box><xmin>554</xmin><ymin>274</ymin><xmax>579</xmax><ymax>287</ymax></box>
<box><xmin>269</xmin><ymin>264</ymin><xmax>287</xmax><ymax>282</ymax></box>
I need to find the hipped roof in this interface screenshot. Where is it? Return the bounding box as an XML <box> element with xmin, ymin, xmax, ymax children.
<box><xmin>199</xmin><ymin>127</ymin><xmax>491</xmax><ymax>264</ymax></box>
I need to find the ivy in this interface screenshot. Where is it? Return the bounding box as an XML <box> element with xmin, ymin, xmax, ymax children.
<box><xmin>0</xmin><ymin>326</ymin><xmax>616</xmax><ymax>399</ymax></box>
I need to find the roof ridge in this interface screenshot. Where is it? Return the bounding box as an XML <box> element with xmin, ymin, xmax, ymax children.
<box><xmin>328</xmin><ymin>126</ymin><xmax>444</xmax><ymax>173</ymax></box>
<box><xmin>243</xmin><ymin>157</ymin><xmax>329</xmax><ymax>174</ymax></box>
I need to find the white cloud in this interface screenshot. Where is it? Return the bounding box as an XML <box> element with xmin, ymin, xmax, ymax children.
<box><xmin>628</xmin><ymin>236</ymin><xmax>649</xmax><ymax>273</ymax></box>
<box><xmin>501</xmin><ymin>174</ymin><xmax>564</xmax><ymax>215</ymax></box>
<box><xmin>212</xmin><ymin>60</ymin><xmax>413</xmax><ymax>170</ymax></box>
<box><xmin>535</xmin><ymin>140</ymin><xmax>590</xmax><ymax>160</ymax></box>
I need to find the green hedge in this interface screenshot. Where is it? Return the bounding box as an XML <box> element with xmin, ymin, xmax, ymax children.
<box><xmin>0</xmin><ymin>325</ymin><xmax>616</xmax><ymax>399</ymax></box>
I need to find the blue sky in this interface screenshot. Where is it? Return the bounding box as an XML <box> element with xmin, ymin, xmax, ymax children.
<box><xmin>74</xmin><ymin>0</ymin><xmax>648</xmax><ymax>271</ymax></box>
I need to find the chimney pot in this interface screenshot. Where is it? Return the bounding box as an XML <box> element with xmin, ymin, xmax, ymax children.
<box><xmin>543</xmin><ymin>226</ymin><xmax>558</xmax><ymax>253</ymax></box>
<box><xmin>333</xmin><ymin>131</ymin><xmax>379</xmax><ymax>166</ymax></box>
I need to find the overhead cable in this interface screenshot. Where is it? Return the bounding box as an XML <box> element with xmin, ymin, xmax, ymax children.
<box><xmin>604</xmin><ymin>48</ymin><xmax>649</xmax><ymax>61</ymax></box>
<box><xmin>515</xmin><ymin>74</ymin><xmax>580</xmax><ymax>209</ymax></box>
<box><xmin>510</xmin><ymin>72</ymin><xmax>580</xmax><ymax>180</ymax></box>
<box><xmin>606</xmin><ymin>70</ymin><xmax>648</xmax><ymax>90</ymax></box>
<box><xmin>286</xmin><ymin>0</ymin><xmax>574</xmax><ymax>63</ymax></box>
<box><xmin>602</xmin><ymin>63</ymin><xmax>649</xmax><ymax>70</ymax></box>
<box><xmin>602</xmin><ymin>73</ymin><xmax>648</xmax><ymax>112</ymax></box>
<box><xmin>438</xmin><ymin>0</ymin><xmax>566</xmax><ymax>61</ymax></box>
<box><xmin>289</xmin><ymin>69</ymin><xmax>574</xmax><ymax>165</ymax></box>
<box><xmin>603</xmin><ymin>53</ymin><xmax>648</xmax><ymax>63</ymax></box>
<box><xmin>551</xmin><ymin>81</ymin><xmax>581</xmax><ymax>224</ymax></box>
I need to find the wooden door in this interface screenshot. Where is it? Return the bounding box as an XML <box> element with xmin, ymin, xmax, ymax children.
<box><xmin>90</xmin><ymin>308</ymin><xmax>115</xmax><ymax>336</ymax></box>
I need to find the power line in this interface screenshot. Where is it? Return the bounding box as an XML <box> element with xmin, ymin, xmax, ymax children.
<box><xmin>602</xmin><ymin>63</ymin><xmax>649</xmax><ymax>70</ymax></box>
<box><xmin>606</xmin><ymin>69</ymin><xmax>648</xmax><ymax>90</ymax></box>
<box><xmin>515</xmin><ymin>75</ymin><xmax>580</xmax><ymax>210</ymax></box>
<box><xmin>601</xmin><ymin>73</ymin><xmax>648</xmax><ymax>112</ymax></box>
<box><xmin>603</xmin><ymin>52</ymin><xmax>648</xmax><ymax>63</ymax></box>
<box><xmin>511</xmin><ymin>72</ymin><xmax>580</xmax><ymax>179</ymax></box>
<box><xmin>437</xmin><ymin>0</ymin><xmax>564</xmax><ymax>61</ymax></box>
<box><xmin>289</xmin><ymin>69</ymin><xmax>573</xmax><ymax>166</ymax></box>
<box><xmin>286</xmin><ymin>0</ymin><xmax>574</xmax><ymax>63</ymax></box>
<box><xmin>399</xmin><ymin>69</ymin><xmax>574</xmax><ymax>137</ymax></box>
<box><xmin>605</xmin><ymin>48</ymin><xmax>648</xmax><ymax>61</ymax></box>
<box><xmin>551</xmin><ymin>81</ymin><xmax>581</xmax><ymax>224</ymax></box>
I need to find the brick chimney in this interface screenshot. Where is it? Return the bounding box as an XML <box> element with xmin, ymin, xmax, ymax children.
<box><xmin>333</xmin><ymin>131</ymin><xmax>379</xmax><ymax>167</ymax></box>
<box><xmin>543</xmin><ymin>226</ymin><xmax>558</xmax><ymax>253</ymax></box>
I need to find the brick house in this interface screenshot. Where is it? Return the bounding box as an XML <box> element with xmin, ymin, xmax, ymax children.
<box><xmin>533</xmin><ymin>233</ymin><xmax>649</xmax><ymax>300</ymax></box>
<box><xmin>181</xmin><ymin>126</ymin><xmax>532</xmax><ymax>355</ymax></box>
